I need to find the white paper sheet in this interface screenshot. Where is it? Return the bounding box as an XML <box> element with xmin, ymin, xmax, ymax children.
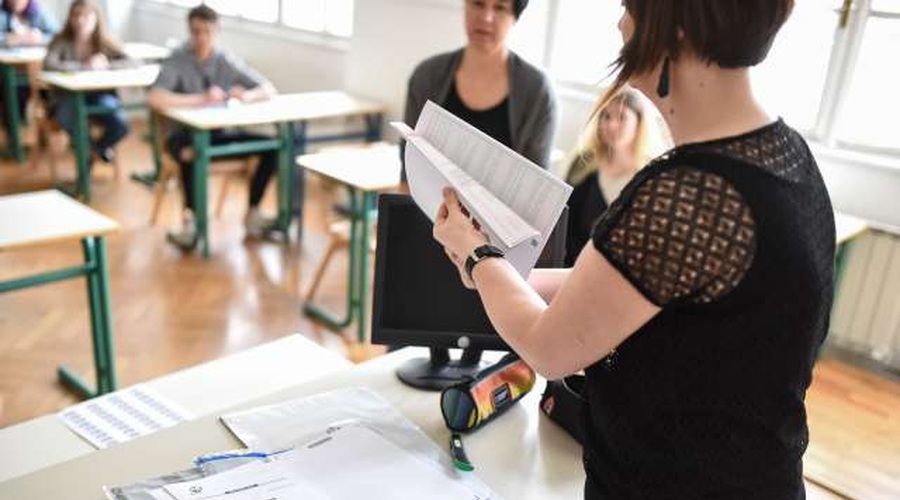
<box><xmin>393</xmin><ymin>101</ymin><xmax>571</xmax><ymax>277</ymax></box>
<box><xmin>162</xmin><ymin>425</ymin><xmax>490</xmax><ymax>500</ymax></box>
<box><xmin>58</xmin><ymin>384</ymin><xmax>194</xmax><ymax>449</ymax></box>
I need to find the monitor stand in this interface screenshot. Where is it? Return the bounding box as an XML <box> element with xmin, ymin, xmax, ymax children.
<box><xmin>396</xmin><ymin>347</ymin><xmax>487</xmax><ymax>391</ymax></box>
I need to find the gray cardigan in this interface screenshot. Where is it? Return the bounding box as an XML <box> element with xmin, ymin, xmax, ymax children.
<box><xmin>42</xmin><ymin>38</ymin><xmax>132</xmax><ymax>72</ymax></box>
<box><xmin>403</xmin><ymin>48</ymin><xmax>558</xmax><ymax>168</ymax></box>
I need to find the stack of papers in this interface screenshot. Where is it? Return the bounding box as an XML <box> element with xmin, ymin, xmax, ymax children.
<box><xmin>155</xmin><ymin>425</ymin><xmax>489</xmax><ymax>500</ymax></box>
<box><xmin>105</xmin><ymin>388</ymin><xmax>495</xmax><ymax>500</ymax></box>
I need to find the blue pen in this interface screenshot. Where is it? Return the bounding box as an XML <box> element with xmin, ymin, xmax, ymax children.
<box><xmin>193</xmin><ymin>448</ymin><xmax>291</xmax><ymax>467</ymax></box>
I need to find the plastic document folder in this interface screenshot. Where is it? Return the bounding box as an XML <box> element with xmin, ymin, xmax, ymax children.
<box><xmin>158</xmin><ymin>424</ymin><xmax>489</xmax><ymax>500</ymax></box>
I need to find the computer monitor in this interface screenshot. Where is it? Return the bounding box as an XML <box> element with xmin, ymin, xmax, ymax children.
<box><xmin>371</xmin><ymin>193</ymin><xmax>568</xmax><ymax>390</ymax></box>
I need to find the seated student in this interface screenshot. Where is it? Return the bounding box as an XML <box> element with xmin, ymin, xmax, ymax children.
<box><xmin>43</xmin><ymin>0</ymin><xmax>130</xmax><ymax>165</ymax></box>
<box><xmin>147</xmin><ymin>4</ymin><xmax>278</xmax><ymax>249</ymax></box>
<box><xmin>0</xmin><ymin>0</ymin><xmax>56</xmax><ymax>46</ymax></box>
<box><xmin>403</xmin><ymin>0</ymin><xmax>557</xmax><ymax>172</ymax></box>
<box><xmin>0</xmin><ymin>0</ymin><xmax>57</xmax><ymax>142</ymax></box>
<box><xmin>564</xmin><ymin>88</ymin><xmax>649</xmax><ymax>266</ymax></box>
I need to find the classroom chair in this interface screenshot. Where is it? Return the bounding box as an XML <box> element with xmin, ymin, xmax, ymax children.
<box><xmin>303</xmin><ymin>219</ymin><xmax>377</xmax><ymax>305</ymax></box>
<box><xmin>149</xmin><ymin>112</ymin><xmax>256</xmax><ymax>225</ymax></box>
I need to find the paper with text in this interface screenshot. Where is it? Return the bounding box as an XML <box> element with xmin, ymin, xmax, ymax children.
<box><xmin>59</xmin><ymin>384</ymin><xmax>194</xmax><ymax>449</ymax></box>
<box><xmin>162</xmin><ymin>424</ymin><xmax>490</xmax><ymax>500</ymax></box>
<box><xmin>393</xmin><ymin>101</ymin><xmax>571</xmax><ymax>277</ymax></box>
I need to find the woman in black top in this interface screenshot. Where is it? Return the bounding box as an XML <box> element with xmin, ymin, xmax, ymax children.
<box><xmin>433</xmin><ymin>1</ymin><xmax>835</xmax><ymax>499</ymax></box>
<box><xmin>402</xmin><ymin>0</ymin><xmax>557</xmax><ymax>172</ymax></box>
<box><xmin>565</xmin><ymin>88</ymin><xmax>649</xmax><ymax>266</ymax></box>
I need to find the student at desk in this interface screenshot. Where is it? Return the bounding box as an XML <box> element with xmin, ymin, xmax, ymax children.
<box><xmin>0</xmin><ymin>0</ymin><xmax>57</xmax><ymax>142</ymax></box>
<box><xmin>0</xmin><ymin>0</ymin><xmax>56</xmax><ymax>47</ymax></box>
<box><xmin>42</xmin><ymin>0</ymin><xmax>131</xmax><ymax>165</ymax></box>
<box><xmin>147</xmin><ymin>4</ymin><xmax>277</xmax><ymax>248</ymax></box>
<box><xmin>403</xmin><ymin>0</ymin><xmax>557</xmax><ymax>173</ymax></box>
<box><xmin>563</xmin><ymin>88</ymin><xmax>651</xmax><ymax>267</ymax></box>
<box><xmin>434</xmin><ymin>1</ymin><xmax>836</xmax><ymax>499</ymax></box>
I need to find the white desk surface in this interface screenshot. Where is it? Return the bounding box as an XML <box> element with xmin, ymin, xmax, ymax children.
<box><xmin>158</xmin><ymin>91</ymin><xmax>384</xmax><ymax>130</ymax></box>
<box><xmin>0</xmin><ymin>190</ymin><xmax>118</xmax><ymax>251</ymax></box>
<box><xmin>38</xmin><ymin>64</ymin><xmax>160</xmax><ymax>92</ymax></box>
<box><xmin>0</xmin><ymin>42</ymin><xmax>169</xmax><ymax>65</ymax></box>
<box><xmin>0</xmin><ymin>45</ymin><xmax>46</xmax><ymax>64</ymax></box>
<box><xmin>0</xmin><ymin>347</ymin><xmax>584</xmax><ymax>499</ymax></box>
<box><xmin>0</xmin><ymin>334</ymin><xmax>350</xmax><ymax>484</ymax></box>
<box><xmin>298</xmin><ymin>142</ymin><xmax>402</xmax><ymax>192</ymax></box>
<box><xmin>120</xmin><ymin>42</ymin><xmax>171</xmax><ymax>62</ymax></box>
<box><xmin>834</xmin><ymin>211</ymin><xmax>868</xmax><ymax>246</ymax></box>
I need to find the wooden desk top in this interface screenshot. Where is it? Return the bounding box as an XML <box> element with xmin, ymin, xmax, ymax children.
<box><xmin>38</xmin><ymin>64</ymin><xmax>160</xmax><ymax>92</ymax></box>
<box><xmin>835</xmin><ymin>211</ymin><xmax>869</xmax><ymax>245</ymax></box>
<box><xmin>0</xmin><ymin>42</ymin><xmax>169</xmax><ymax>65</ymax></box>
<box><xmin>158</xmin><ymin>91</ymin><xmax>384</xmax><ymax>130</ymax></box>
<box><xmin>298</xmin><ymin>143</ymin><xmax>401</xmax><ymax>192</ymax></box>
<box><xmin>0</xmin><ymin>191</ymin><xmax>118</xmax><ymax>251</ymax></box>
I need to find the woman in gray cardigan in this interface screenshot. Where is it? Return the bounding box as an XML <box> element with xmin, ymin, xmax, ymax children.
<box><xmin>403</xmin><ymin>0</ymin><xmax>557</xmax><ymax>172</ymax></box>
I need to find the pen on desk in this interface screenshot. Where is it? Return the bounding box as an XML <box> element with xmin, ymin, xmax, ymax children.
<box><xmin>449</xmin><ymin>433</ymin><xmax>474</xmax><ymax>472</ymax></box>
<box><xmin>193</xmin><ymin>448</ymin><xmax>291</xmax><ymax>466</ymax></box>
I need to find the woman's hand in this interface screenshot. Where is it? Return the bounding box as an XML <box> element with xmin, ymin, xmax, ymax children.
<box><xmin>87</xmin><ymin>53</ymin><xmax>109</xmax><ymax>70</ymax></box>
<box><xmin>433</xmin><ymin>188</ymin><xmax>489</xmax><ymax>289</ymax></box>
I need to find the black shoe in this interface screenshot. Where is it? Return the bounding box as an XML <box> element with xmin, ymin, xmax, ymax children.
<box><xmin>92</xmin><ymin>147</ymin><xmax>115</xmax><ymax>164</ymax></box>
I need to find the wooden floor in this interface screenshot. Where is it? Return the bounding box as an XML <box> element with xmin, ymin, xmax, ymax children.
<box><xmin>1</xmin><ymin>123</ymin><xmax>898</xmax><ymax>499</ymax></box>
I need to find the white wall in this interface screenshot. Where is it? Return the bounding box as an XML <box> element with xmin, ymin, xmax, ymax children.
<box><xmin>125</xmin><ymin>2</ymin><xmax>347</xmax><ymax>93</ymax></box>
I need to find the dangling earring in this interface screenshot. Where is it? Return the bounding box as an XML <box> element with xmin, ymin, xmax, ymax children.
<box><xmin>656</xmin><ymin>56</ymin><xmax>671</xmax><ymax>98</ymax></box>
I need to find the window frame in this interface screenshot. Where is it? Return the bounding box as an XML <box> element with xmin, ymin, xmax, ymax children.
<box><xmin>140</xmin><ymin>0</ymin><xmax>355</xmax><ymax>40</ymax></box>
<box><xmin>540</xmin><ymin>0</ymin><xmax>898</xmax><ymax>161</ymax></box>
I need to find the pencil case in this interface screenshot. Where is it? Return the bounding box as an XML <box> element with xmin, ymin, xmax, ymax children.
<box><xmin>440</xmin><ymin>353</ymin><xmax>535</xmax><ymax>433</ymax></box>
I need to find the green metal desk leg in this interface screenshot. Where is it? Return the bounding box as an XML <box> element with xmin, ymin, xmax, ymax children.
<box><xmin>58</xmin><ymin>236</ymin><xmax>117</xmax><ymax>398</ymax></box>
<box><xmin>274</xmin><ymin>122</ymin><xmax>293</xmax><ymax>234</ymax></box>
<box><xmin>1</xmin><ymin>63</ymin><xmax>24</xmax><ymax>162</ymax></box>
<box><xmin>355</xmin><ymin>191</ymin><xmax>376</xmax><ymax>343</ymax></box>
<box><xmin>72</xmin><ymin>91</ymin><xmax>92</xmax><ymax>202</ymax></box>
<box><xmin>91</xmin><ymin>237</ymin><xmax>116</xmax><ymax>393</ymax></box>
<box><xmin>302</xmin><ymin>187</ymin><xmax>362</xmax><ymax>331</ymax></box>
<box><xmin>192</xmin><ymin>129</ymin><xmax>211</xmax><ymax>258</ymax></box>
<box><xmin>130</xmin><ymin>111</ymin><xmax>162</xmax><ymax>187</ymax></box>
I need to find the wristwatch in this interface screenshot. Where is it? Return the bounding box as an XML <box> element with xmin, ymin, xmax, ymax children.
<box><xmin>465</xmin><ymin>244</ymin><xmax>505</xmax><ymax>281</ymax></box>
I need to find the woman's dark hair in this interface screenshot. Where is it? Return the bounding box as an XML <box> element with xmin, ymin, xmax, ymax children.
<box><xmin>2</xmin><ymin>0</ymin><xmax>39</xmax><ymax>18</ymax></box>
<box><xmin>49</xmin><ymin>0</ymin><xmax>122</xmax><ymax>57</ymax></box>
<box><xmin>599</xmin><ymin>0</ymin><xmax>794</xmax><ymax>110</ymax></box>
<box><xmin>513</xmin><ymin>0</ymin><xmax>528</xmax><ymax>19</ymax></box>
<box><xmin>188</xmin><ymin>4</ymin><xmax>219</xmax><ymax>24</ymax></box>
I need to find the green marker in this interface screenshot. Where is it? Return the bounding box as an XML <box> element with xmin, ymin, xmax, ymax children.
<box><xmin>449</xmin><ymin>433</ymin><xmax>474</xmax><ymax>472</ymax></box>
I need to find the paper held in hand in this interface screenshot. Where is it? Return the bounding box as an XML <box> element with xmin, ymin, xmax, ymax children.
<box><xmin>391</xmin><ymin>100</ymin><xmax>572</xmax><ymax>277</ymax></box>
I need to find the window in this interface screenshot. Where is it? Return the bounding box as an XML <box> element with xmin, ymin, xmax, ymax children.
<box><xmin>525</xmin><ymin>0</ymin><xmax>899</xmax><ymax>158</ymax></box>
<box><xmin>145</xmin><ymin>0</ymin><xmax>354</xmax><ymax>37</ymax></box>
<box><xmin>835</xmin><ymin>2</ymin><xmax>900</xmax><ymax>152</ymax></box>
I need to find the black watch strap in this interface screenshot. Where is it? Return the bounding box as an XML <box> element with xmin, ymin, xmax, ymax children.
<box><xmin>465</xmin><ymin>244</ymin><xmax>505</xmax><ymax>281</ymax></box>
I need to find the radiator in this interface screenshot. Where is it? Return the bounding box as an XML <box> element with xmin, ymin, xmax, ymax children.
<box><xmin>829</xmin><ymin>229</ymin><xmax>900</xmax><ymax>370</ymax></box>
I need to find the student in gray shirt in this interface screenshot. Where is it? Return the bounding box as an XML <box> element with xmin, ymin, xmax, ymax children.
<box><xmin>148</xmin><ymin>5</ymin><xmax>277</xmax><ymax>250</ymax></box>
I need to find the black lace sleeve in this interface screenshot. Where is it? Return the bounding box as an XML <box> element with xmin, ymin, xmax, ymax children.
<box><xmin>591</xmin><ymin>166</ymin><xmax>757</xmax><ymax>307</ymax></box>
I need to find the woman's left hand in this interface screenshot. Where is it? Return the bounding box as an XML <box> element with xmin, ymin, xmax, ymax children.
<box><xmin>433</xmin><ymin>188</ymin><xmax>489</xmax><ymax>289</ymax></box>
